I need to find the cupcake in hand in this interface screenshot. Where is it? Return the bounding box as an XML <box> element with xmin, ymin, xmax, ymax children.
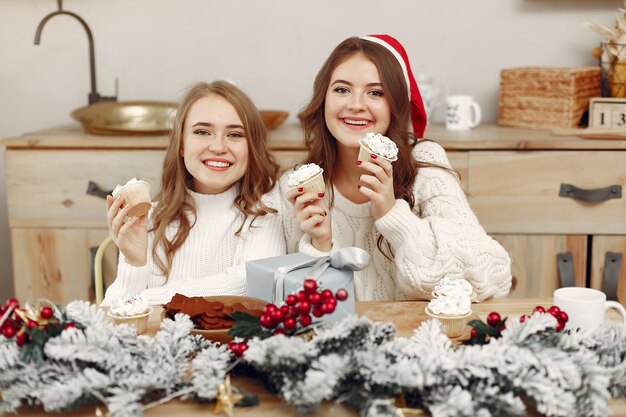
<box><xmin>112</xmin><ymin>178</ymin><xmax>152</xmax><ymax>218</ymax></box>
<box><xmin>425</xmin><ymin>278</ymin><xmax>473</xmax><ymax>338</ymax></box>
<box><xmin>286</xmin><ymin>163</ymin><xmax>325</xmax><ymax>194</ymax></box>
<box><xmin>107</xmin><ymin>293</ymin><xmax>152</xmax><ymax>334</ymax></box>
<box><xmin>358</xmin><ymin>133</ymin><xmax>399</xmax><ymax>163</ymax></box>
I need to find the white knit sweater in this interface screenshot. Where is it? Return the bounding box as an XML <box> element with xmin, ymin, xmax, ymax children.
<box><xmin>102</xmin><ymin>185</ymin><xmax>286</xmax><ymax>305</ymax></box>
<box><xmin>279</xmin><ymin>140</ymin><xmax>512</xmax><ymax>302</ymax></box>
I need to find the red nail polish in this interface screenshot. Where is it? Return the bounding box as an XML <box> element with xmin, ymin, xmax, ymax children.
<box><xmin>370</xmin><ymin>154</ymin><xmax>378</xmax><ymax>159</ymax></box>
<box><xmin>357</xmin><ymin>185</ymin><xmax>361</xmax><ymax>189</ymax></box>
<box><xmin>297</xmin><ymin>187</ymin><xmax>304</xmax><ymax>192</ymax></box>
<box><xmin>356</xmin><ymin>160</ymin><xmax>362</xmax><ymax>165</ymax></box>
<box><xmin>318</xmin><ymin>193</ymin><xmax>325</xmax><ymax>198</ymax></box>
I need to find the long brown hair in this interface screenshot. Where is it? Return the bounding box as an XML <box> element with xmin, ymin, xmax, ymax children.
<box><xmin>299</xmin><ymin>37</ymin><xmax>419</xmax><ymax>209</ymax></box>
<box><xmin>151</xmin><ymin>81</ymin><xmax>280</xmax><ymax>277</ymax></box>
<box><xmin>299</xmin><ymin>37</ymin><xmax>456</xmax><ymax>259</ymax></box>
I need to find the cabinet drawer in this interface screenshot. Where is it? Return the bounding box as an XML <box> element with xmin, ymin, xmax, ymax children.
<box><xmin>469</xmin><ymin>151</ymin><xmax>626</xmax><ymax>234</ymax></box>
<box><xmin>6</xmin><ymin>149</ymin><xmax>164</xmax><ymax>228</ymax></box>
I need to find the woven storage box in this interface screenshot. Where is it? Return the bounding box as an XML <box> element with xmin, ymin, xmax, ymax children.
<box><xmin>498</xmin><ymin>67</ymin><xmax>601</xmax><ymax>129</ymax></box>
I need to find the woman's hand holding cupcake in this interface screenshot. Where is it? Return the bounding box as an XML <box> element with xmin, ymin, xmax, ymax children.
<box><xmin>106</xmin><ymin>195</ymin><xmax>149</xmax><ymax>267</ymax></box>
<box><xmin>357</xmin><ymin>154</ymin><xmax>396</xmax><ymax>220</ymax></box>
<box><xmin>285</xmin><ymin>163</ymin><xmax>332</xmax><ymax>252</ymax></box>
<box><xmin>357</xmin><ymin>133</ymin><xmax>399</xmax><ymax>220</ymax></box>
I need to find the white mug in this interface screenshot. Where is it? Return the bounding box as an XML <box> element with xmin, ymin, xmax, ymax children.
<box><xmin>553</xmin><ymin>287</ymin><xmax>626</xmax><ymax>331</ymax></box>
<box><xmin>445</xmin><ymin>95</ymin><xmax>481</xmax><ymax>131</ymax></box>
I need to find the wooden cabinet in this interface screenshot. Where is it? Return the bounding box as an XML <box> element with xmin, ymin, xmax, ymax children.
<box><xmin>3</xmin><ymin>124</ymin><xmax>626</xmax><ymax>304</ymax></box>
<box><xmin>431</xmin><ymin>125</ymin><xmax>626</xmax><ymax>301</ymax></box>
<box><xmin>2</xmin><ymin>125</ymin><xmax>306</xmax><ymax>304</ymax></box>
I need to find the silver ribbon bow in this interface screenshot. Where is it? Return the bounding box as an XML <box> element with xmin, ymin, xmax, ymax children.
<box><xmin>272</xmin><ymin>247</ymin><xmax>370</xmax><ymax>303</ymax></box>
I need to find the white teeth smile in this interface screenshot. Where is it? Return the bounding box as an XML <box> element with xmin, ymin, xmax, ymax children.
<box><xmin>204</xmin><ymin>161</ymin><xmax>231</xmax><ymax>168</ymax></box>
<box><xmin>344</xmin><ymin>119</ymin><xmax>369</xmax><ymax>125</ymax></box>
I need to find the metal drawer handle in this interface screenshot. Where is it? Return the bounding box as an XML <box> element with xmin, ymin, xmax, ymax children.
<box><xmin>602</xmin><ymin>252</ymin><xmax>623</xmax><ymax>302</ymax></box>
<box><xmin>86</xmin><ymin>181</ymin><xmax>113</xmax><ymax>200</ymax></box>
<box><xmin>559</xmin><ymin>183</ymin><xmax>622</xmax><ymax>202</ymax></box>
<box><xmin>557</xmin><ymin>252</ymin><xmax>575</xmax><ymax>288</ymax></box>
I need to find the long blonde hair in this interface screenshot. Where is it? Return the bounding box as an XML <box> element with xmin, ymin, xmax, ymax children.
<box><xmin>151</xmin><ymin>81</ymin><xmax>280</xmax><ymax>277</ymax></box>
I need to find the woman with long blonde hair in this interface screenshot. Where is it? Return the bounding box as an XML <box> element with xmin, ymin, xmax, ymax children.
<box><xmin>281</xmin><ymin>35</ymin><xmax>511</xmax><ymax>301</ymax></box>
<box><xmin>103</xmin><ymin>81</ymin><xmax>285</xmax><ymax>305</ymax></box>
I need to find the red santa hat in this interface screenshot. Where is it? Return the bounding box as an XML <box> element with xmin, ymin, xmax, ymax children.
<box><xmin>361</xmin><ymin>34</ymin><xmax>427</xmax><ymax>138</ymax></box>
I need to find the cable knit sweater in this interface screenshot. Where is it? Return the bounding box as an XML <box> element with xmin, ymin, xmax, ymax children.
<box><xmin>102</xmin><ymin>185</ymin><xmax>286</xmax><ymax>305</ymax></box>
<box><xmin>279</xmin><ymin>140</ymin><xmax>512</xmax><ymax>302</ymax></box>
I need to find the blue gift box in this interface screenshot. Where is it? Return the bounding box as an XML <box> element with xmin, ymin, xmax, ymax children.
<box><xmin>245</xmin><ymin>248</ymin><xmax>369</xmax><ymax>323</ymax></box>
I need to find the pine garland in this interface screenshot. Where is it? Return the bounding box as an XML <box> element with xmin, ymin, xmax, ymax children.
<box><xmin>0</xmin><ymin>301</ymin><xmax>625</xmax><ymax>417</ymax></box>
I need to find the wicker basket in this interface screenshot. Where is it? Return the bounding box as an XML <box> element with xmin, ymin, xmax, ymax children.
<box><xmin>498</xmin><ymin>67</ymin><xmax>601</xmax><ymax>129</ymax></box>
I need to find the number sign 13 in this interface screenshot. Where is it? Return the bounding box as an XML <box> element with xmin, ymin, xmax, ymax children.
<box><xmin>589</xmin><ymin>97</ymin><xmax>626</xmax><ymax>129</ymax></box>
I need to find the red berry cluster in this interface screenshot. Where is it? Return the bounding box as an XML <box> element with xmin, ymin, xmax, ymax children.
<box><xmin>469</xmin><ymin>311</ymin><xmax>506</xmax><ymax>339</ymax></box>
<box><xmin>227</xmin><ymin>341</ymin><xmax>249</xmax><ymax>357</ymax></box>
<box><xmin>467</xmin><ymin>305</ymin><xmax>571</xmax><ymax>344</ymax></box>
<box><xmin>259</xmin><ymin>279</ymin><xmax>348</xmax><ymax>335</ymax></box>
<box><xmin>0</xmin><ymin>298</ymin><xmax>74</xmax><ymax>347</ymax></box>
<box><xmin>521</xmin><ymin>305</ymin><xmax>569</xmax><ymax>331</ymax></box>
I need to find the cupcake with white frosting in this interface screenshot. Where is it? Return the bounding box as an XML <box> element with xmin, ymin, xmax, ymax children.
<box><xmin>358</xmin><ymin>133</ymin><xmax>399</xmax><ymax>163</ymax></box>
<box><xmin>107</xmin><ymin>293</ymin><xmax>152</xmax><ymax>334</ymax></box>
<box><xmin>286</xmin><ymin>163</ymin><xmax>325</xmax><ymax>194</ymax></box>
<box><xmin>112</xmin><ymin>178</ymin><xmax>152</xmax><ymax>218</ymax></box>
<box><xmin>425</xmin><ymin>278</ymin><xmax>473</xmax><ymax>338</ymax></box>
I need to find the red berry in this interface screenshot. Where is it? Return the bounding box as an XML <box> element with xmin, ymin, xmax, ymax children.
<box><xmin>556</xmin><ymin>321</ymin><xmax>565</xmax><ymax>332</ymax></box>
<box><xmin>498</xmin><ymin>324</ymin><xmax>506</xmax><ymax>332</ymax></box>
<box><xmin>280</xmin><ymin>305</ymin><xmax>290</xmax><ymax>316</ymax></box>
<box><xmin>238</xmin><ymin>342</ymin><xmax>248</xmax><ymax>354</ymax></box>
<box><xmin>27</xmin><ymin>319</ymin><xmax>37</xmax><ymax>329</ymax></box>
<box><xmin>297</xmin><ymin>291</ymin><xmax>308</xmax><ymax>302</ymax></box>
<box><xmin>470</xmin><ymin>328</ymin><xmax>478</xmax><ymax>337</ymax></box>
<box><xmin>283</xmin><ymin>317</ymin><xmax>296</xmax><ymax>330</ymax></box>
<box><xmin>335</xmin><ymin>289</ymin><xmax>348</xmax><ymax>301</ymax></box>
<box><xmin>299</xmin><ymin>314</ymin><xmax>312</xmax><ymax>327</ymax></box>
<box><xmin>64</xmin><ymin>322</ymin><xmax>76</xmax><ymax>329</ymax></box>
<box><xmin>5</xmin><ymin>298</ymin><xmax>19</xmax><ymax>310</ymax></box>
<box><xmin>270</xmin><ymin>310</ymin><xmax>284</xmax><ymax>323</ymax></box>
<box><xmin>312</xmin><ymin>307</ymin><xmax>323</xmax><ymax>317</ymax></box>
<box><xmin>15</xmin><ymin>333</ymin><xmax>28</xmax><ymax>347</ymax></box>
<box><xmin>533</xmin><ymin>306</ymin><xmax>545</xmax><ymax>314</ymax></box>
<box><xmin>486</xmin><ymin>312</ymin><xmax>501</xmax><ymax>327</ymax></box>
<box><xmin>285</xmin><ymin>294</ymin><xmax>297</xmax><ymax>306</ymax></box>
<box><xmin>297</xmin><ymin>301</ymin><xmax>311</xmax><ymax>314</ymax></box>
<box><xmin>260</xmin><ymin>314</ymin><xmax>274</xmax><ymax>328</ymax></box>
<box><xmin>273</xmin><ymin>328</ymin><xmax>287</xmax><ymax>336</ymax></box>
<box><xmin>308</xmin><ymin>293</ymin><xmax>322</xmax><ymax>305</ymax></box>
<box><xmin>40</xmin><ymin>306</ymin><xmax>54</xmax><ymax>320</ymax></box>
<box><xmin>303</xmin><ymin>279</ymin><xmax>318</xmax><ymax>293</ymax></box>
<box><xmin>264</xmin><ymin>304</ymin><xmax>278</xmax><ymax>314</ymax></box>
<box><xmin>2</xmin><ymin>325</ymin><xmax>15</xmax><ymax>339</ymax></box>
<box><xmin>558</xmin><ymin>311</ymin><xmax>569</xmax><ymax>323</ymax></box>
<box><xmin>321</xmin><ymin>303</ymin><xmax>336</xmax><ymax>314</ymax></box>
<box><xmin>519</xmin><ymin>314</ymin><xmax>529</xmax><ymax>323</ymax></box>
<box><xmin>327</xmin><ymin>297</ymin><xmax>337</xmax><ymax>307</ymax></box>
<box><xmin>547</xmin><ymin>306</ymin><xmax>561</xmax><ymax>317</ymax></box>
<box><xmin>321</xmin><ymin>289</ymin><xmax>334</xmax><ymax>300</ymax></box>
<box><xmin>227</xmin><ymin>341</ymin><xmax>238</xmax><ymax>352</ymax></box>
<box><xmin>287</xmin><ymin>306</ymin><xmax>297</xmax><ymax>318</ymax></box>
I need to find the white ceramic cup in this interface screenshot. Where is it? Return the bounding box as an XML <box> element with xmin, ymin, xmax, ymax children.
<box><xmin>553</xmin><ymin>287</ymin><xmax>626</xmax><ymax>331</ymax></box>
<box><xmin>445</xmin><ymin>95</ymin><xmax>481</xmax><ymax>131</ymax></box>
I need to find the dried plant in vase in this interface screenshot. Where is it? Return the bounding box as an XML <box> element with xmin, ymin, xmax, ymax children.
<box><xmin>584</xmin><ymin>1</ymin><xmax>626</xmax><ymax>97</ymax></box>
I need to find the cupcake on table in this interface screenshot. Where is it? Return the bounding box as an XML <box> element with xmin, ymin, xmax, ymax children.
<box><xmin>107</xmin><ymin>293</ymin><xmax>152</xmax><ymax>334</ymax></box>
<box><xmin>425</xmin><ymin>277</ymin><xmax>473</xmax><ymax>338</ymax></box>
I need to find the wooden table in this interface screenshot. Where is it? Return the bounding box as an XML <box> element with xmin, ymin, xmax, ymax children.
<box><xmin>11</xmin><ymin>298</ymin><xmax>626</xmax><ymax>417</ymax></box>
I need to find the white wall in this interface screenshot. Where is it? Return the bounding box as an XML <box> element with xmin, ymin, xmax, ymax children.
<box><xmin>0</xmin><ymin>0</ymin><xmax>620</xmax><ymax>300</ymax></box>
